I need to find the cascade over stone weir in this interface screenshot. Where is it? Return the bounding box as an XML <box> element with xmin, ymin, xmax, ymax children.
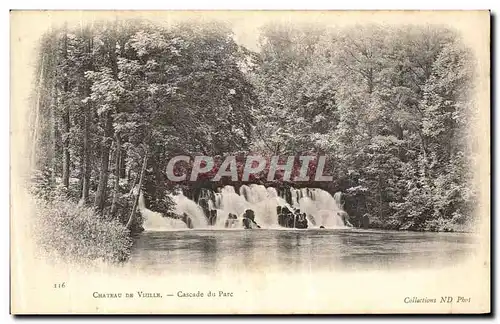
<box><xmin>139</xmin><ymin>184</ymin><xmax>351</xmax><ymax>231</ymax></box>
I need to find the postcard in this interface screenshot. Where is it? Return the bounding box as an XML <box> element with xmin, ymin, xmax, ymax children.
<box><xmin>10</xmin><ymin>10</ymin><xmax>490</xmax><ymax>314</ymax></box>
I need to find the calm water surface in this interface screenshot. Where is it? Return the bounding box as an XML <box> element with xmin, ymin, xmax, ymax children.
<box><xmin>129</xmin><ymin>229</ymin><xmax>477</xmax><ymax>273</ymax></box>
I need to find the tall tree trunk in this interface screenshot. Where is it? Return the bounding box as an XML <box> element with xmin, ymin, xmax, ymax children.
<box><xmin>78</xmin><ymin>146</ymin><xmax>84</xmax><ymax>194</ymax></box>
<box><xmin>367</xmin><ymin>67</ymin><xmax>373</xmax><ymax>94</ymax></box>
<box><xmin>94</xmin><ymin>27</ymin><xmax>119</xmax><ymax>213</ymax></box>
<box><xmin>110</xmin><ymin>133</ymin><xmax>122</xmax><ymax>217</ymax></box>
<box><xmin>80</xmin><ymin>103</ymin><xmax>91</xmax><ymax>204</ymax></box>
<box><xmin>417</xmin><ymin>130</ymin><xmax>429</xmax><ymax>178</ymax></box>
<box><xmin>126</xmin><ymin>151</ymin><xmax>148</xmax><ymax>230</ymax></box>
<box><xmin>93</xmin><ymin>112</ymin><xmax>113</xmax><ymax>212</ymax></box>
<box><xmin>80</xmin><ymin>32</ymin><xmax>93</xmax><ymax>205</ymax></box>
<box><xmin>50</xmin><ymin>77</ymin><xmax>58</xmax><ymax>184</ymax></box>
<box><xmin>62</xmin><ymin>107</ymin><xmax>70</xmax><ymax>188</ymax></box>
<box><xmin>61</xmin><ymin>29</ymin><xmax>70</xmax><ymax>188</ymax></box>
<box><xmin>31</xmin><ymin>55</ymin><xmax>45</xmax><ymax>170</ymax></box>
<box><xmin>120</xmin><ymin>149</ymin><xmax>127</xmax><ymax>178</ymax></box>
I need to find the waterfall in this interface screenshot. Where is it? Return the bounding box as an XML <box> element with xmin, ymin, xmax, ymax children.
<box><xmin>139</xmin><ymin>185</ymin><xmax>348</xmax><ymax>231</ymax></box>
<box><xmin>170</xmin><ymin>192</ymin><xmax>209</xmax><ymax>228</ymax></box>
<box><xmin>138</xmin><ymin>193</ymin><xmax>188</xmax><ymax>230</ymax></box>
<box><xmin>298</xmin><ymin>190</ymin><xmax>345</xmax><ymax>228</ymax></box>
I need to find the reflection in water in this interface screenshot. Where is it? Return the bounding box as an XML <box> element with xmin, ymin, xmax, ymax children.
<box><xmin>240</xmin><ymin>234</ymin><xmax>256</xmax><ymax>270</ymax></box>
<box><xmin>129</xmin><ymin>229</ymin><xmax>478</xmax><ymax>274</ymax></box>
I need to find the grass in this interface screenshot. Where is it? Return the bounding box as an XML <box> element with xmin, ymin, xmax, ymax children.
<box><xmin>33</xmin><ymin>197</ymin><xmax>133</xmax><ymax>264</ymax></box>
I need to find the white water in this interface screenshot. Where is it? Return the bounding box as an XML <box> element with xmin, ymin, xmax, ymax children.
<box><xmin>295</xmin><ymin>189</ymin><xmax>346</xmax><ymax>228</ymax></box>
<box><xmin>138</xmin><ymin>193</ymin><xmax>187</xmax><ymax>230</ymax></box>
<box><xmin>170</xmin><ymin>192</ymin><xmax>209</xmax><ymax>228</ymax></box>
<box><xmin>139</xmin><ymin>185</ymin><xmax>347</xmax><ymax>231</ymax></box>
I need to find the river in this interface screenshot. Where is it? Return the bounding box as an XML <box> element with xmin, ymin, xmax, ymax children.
<box><xmin>129</xmin><ymin>229</ymin><xmax>478</xmax><ymax>274</ymax></box>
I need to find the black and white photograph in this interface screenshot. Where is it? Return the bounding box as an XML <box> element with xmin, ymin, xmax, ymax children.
<box><xmin>9</xmin><ymin>10</ymin><xmax>490</xmax><ymax>314</ymax></box>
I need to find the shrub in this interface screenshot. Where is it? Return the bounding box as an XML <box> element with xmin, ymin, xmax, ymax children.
<box><xmin>33</xmin><ymin>197</ymin><xmax>133</xmax><ymax>263</ymax></box>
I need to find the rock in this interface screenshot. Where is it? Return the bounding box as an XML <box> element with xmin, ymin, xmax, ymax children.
<box><xmin>277</xmin><ymin>207</ymin><xmax>308</xmax><ymax>229</ymax></box>
<box><xmin>242</xmin><ymin>209</ymin><xmax>261</xmax><ymax>229</ymax></box>
<box><xmin>245</xmin><ymin>209</ymin><xmax>256</xmax><ymax>221</ymax></box>
<box><xmin>242</xmin><ymin>218</ymin><xmax>251</xmax><ymax>229</ymax></box>
<box><xmin>319</xmin><ymin>226</ymin><xmax>325</xmax><ymax>229</ymax></box>
<box><xmin>208</xmin><ymin>209</ymin><xmax>217</xmax><ymax>226</ymax></box>
<box><xmin>224</xmin><ymin>213</ymin><xmax>238</xmax><ymax>228</ymax></box>
<box><xmin>278</xmin><ymin>206</ymin><xmax>294</xmax><ymax>228</ymax></box>
<box><xmin>198</xmin><ymin>198</ymin><xmax>210</xmax><ymax>219</ymax></box>
<box><xmin>296</xmin><ymin>212</ymin><xmax>308</xmax><ymax>229</ymax></box>
<box><xmin>361</xmin><ymin>214</ymin><xmax>370</xmax><ymax>228</ymax></box>
<box><xmin>292</xmin><ymin>209</ymin><xmax>302</xmax><ymax>228</ymax></box>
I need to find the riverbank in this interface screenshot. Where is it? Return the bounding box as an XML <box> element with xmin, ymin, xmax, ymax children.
<box><xmin>365</xmin><ymin>216</ymin><xmax>474</xmax><ymax>233</ymax></box>
<box><xmin>29</xmin><ymin>183</ymin><xmax>471</xmax><ymax>266</ymax></box>
<box><xmin>33</xmin><ymin>197</ymin><xmax>134</xmax><ymax>263</ymax></box>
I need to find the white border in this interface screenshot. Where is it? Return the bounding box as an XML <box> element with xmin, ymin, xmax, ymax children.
<box><xmin>3</xmin><ymin>1</ymin><xmax>496</xmax><ymax>323</ymax></box>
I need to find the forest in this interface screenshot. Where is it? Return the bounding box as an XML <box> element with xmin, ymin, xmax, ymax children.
<box><xmin>28</xmin><ymin>19</ymin><xmax>478</xmax><ymax>262</ymax></box>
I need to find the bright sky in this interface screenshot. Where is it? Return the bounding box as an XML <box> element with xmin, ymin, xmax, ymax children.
<box><xmin>12</xmin><ymin>10</ymin><xmax>487</xmax><ymax>55</ymax></box>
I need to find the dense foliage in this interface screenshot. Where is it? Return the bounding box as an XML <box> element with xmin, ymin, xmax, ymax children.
<box><xmin>30</xmin><ymin>19</ymin><xmax>477</xmax><ymax>237</ymax></box>
<box><xmin>32</xmin><ymin>192</ymin><xmax>132</xmax><ymax>263</ymax></box>
<box><xmin>251</xmin><ymin>24</ymin><xmax>477</xmax><ymax>231</ymax></box>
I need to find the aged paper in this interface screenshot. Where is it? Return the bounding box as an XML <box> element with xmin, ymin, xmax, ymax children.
<box><xmin>10</xmin><ymin>10</ymin><xmax>490</xmax><ymax>314</ymax></box>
